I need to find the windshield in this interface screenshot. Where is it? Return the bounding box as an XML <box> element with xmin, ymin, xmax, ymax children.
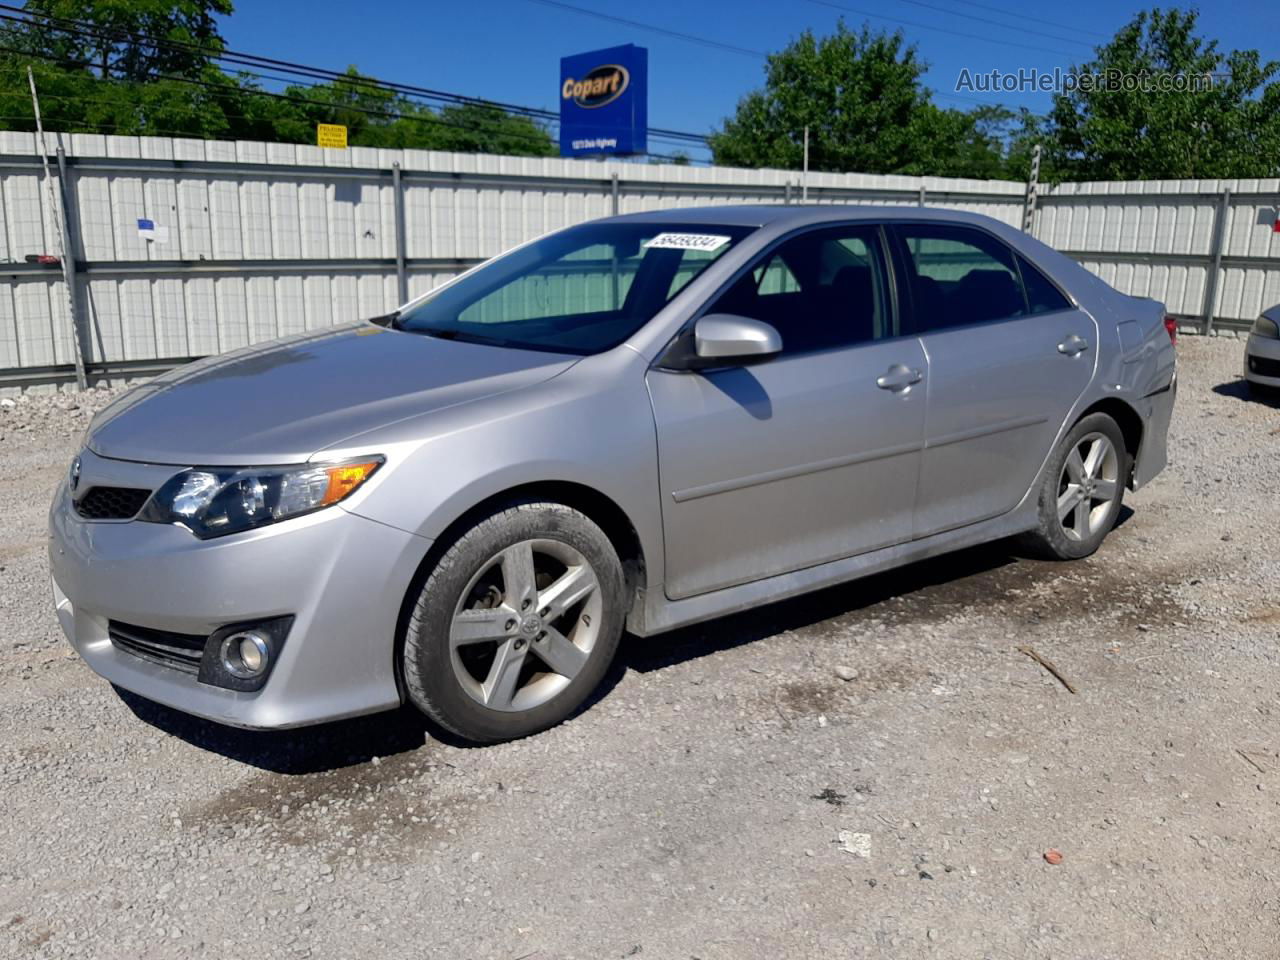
<box><xmin>395</xmin><ymin>221</ymin><xmax>754</xmax><ymax>354</ymax></box>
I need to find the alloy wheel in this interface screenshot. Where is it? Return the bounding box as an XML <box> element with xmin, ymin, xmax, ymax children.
<box><xmin>1056</xmin><ymin>431</ymin><xmax>1120</xmax><ymax>542</ymax></box>
<box><xmin>448</xmin><ymin>539</ymin><xmax>602</xmax><ymax>712</ymax></box>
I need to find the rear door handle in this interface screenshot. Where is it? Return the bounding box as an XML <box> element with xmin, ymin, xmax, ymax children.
<box><xmin>876</xmin><ymin>364</ymin><xmax>923</xmax><ymax>392</ymax></box>
<box><xmin>1057</xmin><ymin>334</ymin><xmax>1089</xmax><ymax>357</ymax></box>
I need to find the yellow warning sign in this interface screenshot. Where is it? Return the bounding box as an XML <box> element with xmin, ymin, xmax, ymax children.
<box><xmin>317</xmin><ymin>124</ymin><xmax>348</xmax><ymax>149</ymax></box>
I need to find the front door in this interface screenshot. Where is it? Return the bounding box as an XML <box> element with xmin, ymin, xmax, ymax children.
<box><xmin>890</xmin><ymin>222</ymin><xmax>1098</xmax><ymax>539</ymax></box>
<box><xmin>646</xmin><ymin>224</ymin><xmax>929</xmax><ymax>600</ymax></box>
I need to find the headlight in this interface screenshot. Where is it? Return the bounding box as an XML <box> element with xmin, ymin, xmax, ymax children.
<box><xmin>1254</xmin><ymin>315</ymin><xmax>1280</xmax><ymax>339</ymax></box>
<box><xmin>140</xmin><ymin>457</ymin><xmax>383</xmax><ymax>539</ymax></box>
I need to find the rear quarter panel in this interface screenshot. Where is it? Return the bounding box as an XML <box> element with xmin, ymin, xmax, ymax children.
<box><xmin>987</xmin><ymin>219</ymin><xmax>1176</xmax><ymax>491</ymax></box>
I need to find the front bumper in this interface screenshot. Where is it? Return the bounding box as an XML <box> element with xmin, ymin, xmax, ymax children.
<box><xmin>49</xmin><ymin>451</ymin><xmax>431</xmax><ymax>729</ymax></box>
<box><xmin>1244</xmin><ymin>333</ymin><xmax>1280</xmax><ymax>387</ymax></box>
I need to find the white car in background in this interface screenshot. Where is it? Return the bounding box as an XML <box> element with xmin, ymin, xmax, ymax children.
<box><xmin>1245</xmin><ymin>305</ymin><xmax>1280</xmax><ymax>398</ymax></box>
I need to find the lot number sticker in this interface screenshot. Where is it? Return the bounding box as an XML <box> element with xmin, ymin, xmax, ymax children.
<box><xmin>644</xmin><ymin>233</ymin><xmax>731</xmax><ymax>252</ymax></box>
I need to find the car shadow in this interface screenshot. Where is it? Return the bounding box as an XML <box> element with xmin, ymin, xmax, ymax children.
<box><xmin>114</xmin><ymin>686</ymin><xmax>439</xmax><ymax>775</ymax></box>
<box><xmin>600</xmin><ymin>509</ymin><xmax>1131</xmax><ymax>685</ymax></box>
<box><xmin>606</xmin><ymin>541</ymin><xmax>1021</xmax><ymax>679</ymax></box>
<box><xmin>116</xmin><ymin>517</ymin><xmax>1134</xmax><ymax>773</ymax></box>
<box><xmin>703</xmin><ymin>366</ymin><xmax>773</xmax><ymax>420</ymax></box>
<box><xmin>1213</xmin><ymin>379</ymin><xmax>1278</xmax><ymax>406</ymax></box>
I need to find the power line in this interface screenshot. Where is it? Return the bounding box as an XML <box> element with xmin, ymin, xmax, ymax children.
<box><xmin>0</xmin><ymin>3</ymin><xmax>712</xmax><ymax>147</ymax></box>
<box><xmin>938</xmin><ymin>0</ymin><xmax>1110</xmax><ymax>39</ymax></box>
<box><xmin>801</xmin><ymin>0</ymin><xmax>1077</xmax><ymax>58</ymax></box>
<box><xmin>521</xmin><ymin>0</ymin><xmax>769</xmax><ymax>58</ymax></box>
<box><xmin>514</xmin><ymin>0</ymin><xmax>1045</xmax><ymax>107</ymax></box>
<box><xmin>3</xmin><ymin>45</ymin><xmax>705</xmax><ymax>163</ymax></box>
<box><xmin>934</xmin><ymin>89</ymin><xmax>1012</xmax><ymax>107</ymax></box>
<box><xmin>0</xmin><ymin>4</ymin><xmax>560</xmax><ymax>118</ymax></box>
<box><xmin>522</xmin><ymin>0</ymin><xmax>1078</xmax><ymax>62</ymax></box>
<box><xmin>1</xmin><ymin>1</ymin><xmax>1039</xmax><ymax>158</ymax></box>
<box><xmin>0</xmin><ymin>46</ymin><xmax>557</xmax><ymax>151</ymax></box>
<box><xmin>885</xmin><ymin>0</ymin><xmax>1095</xmax><ymax>48</ymax></box>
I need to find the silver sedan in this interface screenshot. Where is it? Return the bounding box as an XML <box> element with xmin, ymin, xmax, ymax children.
<box><xmin>48</xmin><ymin>206</ymin><xmax>1177</xmax><ymax>743</ymax></box>
<box><xmin>1244</xmin><ymin>304</ymin><xmax>1280</xmax><ymax>398</ymax></box>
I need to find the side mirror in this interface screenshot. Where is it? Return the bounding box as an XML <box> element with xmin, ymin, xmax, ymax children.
<box><xmin>692</xmin><ymin>314</ymin><xmax>782</xmax><ymax>364</ymax></box>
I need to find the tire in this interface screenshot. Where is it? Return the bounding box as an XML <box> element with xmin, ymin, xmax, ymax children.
<box><xmin>1018</xmin><ymin>413</ymin><xmax>1129</xmax><ymax>561</ymax></box>
<box><xmin>402</xmin><ymin>501</ymin><xmax>626</xmax><ymax>744</ymax></box>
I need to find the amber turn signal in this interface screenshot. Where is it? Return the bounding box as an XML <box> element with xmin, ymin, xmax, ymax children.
<box><xmin>321</xmin><ymin>460</ymin><xmax>381</xmax><ymax>506</ymax></box>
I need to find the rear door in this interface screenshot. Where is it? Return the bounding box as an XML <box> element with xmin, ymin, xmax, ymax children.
<box><xmin>646</xmin><ymin>224</ymin><xmax>929</xmax><ymax>600</ymax></box>
<box><xmin>889</xmin><ymin>222</ymin><xmax>1097</xmax><ymax>539</ymax></box>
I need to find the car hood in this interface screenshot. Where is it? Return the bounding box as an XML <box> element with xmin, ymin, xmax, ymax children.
<box><xmin>87</xmin><ymin>323</ymin><xmax>579</xmax><ymax>465</ymax></box>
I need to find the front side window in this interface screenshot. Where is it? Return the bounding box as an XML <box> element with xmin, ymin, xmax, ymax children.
<box><xmin>706</xmin><ymin>225</ymin><xmax>892</xmax><ymax>354</ymax></box>
<box><xmin>397</xmin><ymin>222</ymin><xmax>753</xmax><ymax>354</ymax></box>
<box><xmin>894</xmin><ymin>224</ymin><xmax>1029</xmax><ymax>332</ymax></box>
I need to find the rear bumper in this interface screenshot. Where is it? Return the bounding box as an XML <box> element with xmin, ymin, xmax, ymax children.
<box><xmin>1245</xmin><ymin>334</ymin><xmax>1280</xmax><ymax>387</ymax></box>
<box><xmin>49</xmin><ymin>461</ymin><xmax>431</xmax><ymax>729</ymax></box>
<box><xmin>1132</xmin><ymin>373</ymin><xmax>1176</xmax><ymax>491</ymax></box>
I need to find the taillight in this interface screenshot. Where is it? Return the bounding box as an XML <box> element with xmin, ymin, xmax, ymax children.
<box><xmin>1163</xmin><ymin>315</ymin><xmax>1177</xmax><ymax>345</ymax></box>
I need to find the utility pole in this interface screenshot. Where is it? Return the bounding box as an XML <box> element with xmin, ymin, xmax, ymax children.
<box><xmin>801</xmin><ymin>125</ymin><xmax>809</xmax><ymax>203</ymax></box>
<box><xmin>1022</xmin><ymin>143</ymin><xmax>1042</xmax><ymax>234</ymax></box>
<box><xmin>27</xmin><ymin>66</ymin><xmax>87</xmax><ymax>390</ymax></box>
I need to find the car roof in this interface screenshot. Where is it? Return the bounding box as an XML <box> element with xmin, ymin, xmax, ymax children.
<box><xmin>603</xmin><ymin>204</ymin><xmax>1006</xmax><ymax>229</ymax></box>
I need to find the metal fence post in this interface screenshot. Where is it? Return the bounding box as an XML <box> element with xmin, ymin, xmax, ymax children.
<box><xmin>784</xmin><ymin>181</ymin><xmax>792</xmax><ymax>205</ymax></box>
<box><xmin>918</xmin><ymin>185</ymin><xmax>926</xmax><ymax>207</ymax></box>
<box><xmin>392</xmin><ymin>162</ymin><xmax>407</xmax><ymax>305</ymax></box>
<box><xmin>611</xmin><ymin>173</ymin><xmax>619</xmax><ymax>216</ymax></box>
<box><xmin>54</xmin><ymin>146</ymin><xmax>93</xmax><ymax>383</ymax></box>
<box><xmin>1202</xmin><ymin>187</ymin><xmax>1232</xmax><ymax>335</ymax></box>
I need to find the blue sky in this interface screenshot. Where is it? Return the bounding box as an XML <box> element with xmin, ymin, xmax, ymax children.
<box><xmin>221</xmin><ymin>1</ymin><xmax>1275</xmax><ymax>159</ymax></box>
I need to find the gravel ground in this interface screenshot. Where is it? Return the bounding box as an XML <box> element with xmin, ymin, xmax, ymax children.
<box><xmin>1</xmin><ymin>338</ymin><xmax>1277</xmax><ymax>960</ymax></box>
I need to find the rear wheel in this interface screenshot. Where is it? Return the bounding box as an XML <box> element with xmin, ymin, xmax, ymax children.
<box><xmin>402</xmin><ymin>502</ymin><xmax>626</xmax><ymax>744</ymax></box>
<box><xmin>1018</xmin><ymin>413</ymin><xmax>1128</xmax><ymax>561</ymax></box>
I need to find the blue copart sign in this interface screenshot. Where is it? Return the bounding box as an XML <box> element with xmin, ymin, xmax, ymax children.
<box><xmin>559</xmin><ymin>44</ymin><xmax>648</xmax><ymax>157</ymax></box>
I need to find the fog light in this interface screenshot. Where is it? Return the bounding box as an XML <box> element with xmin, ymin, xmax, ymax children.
<box><xmin>220</xmin><ymin>631</ymin><xmax>270</xmax><ymax>678</ymax></box>
<box><xmin>198</xmin><ymin>615</ymin><xmax>294</xmax><ymax>692</ymax></box>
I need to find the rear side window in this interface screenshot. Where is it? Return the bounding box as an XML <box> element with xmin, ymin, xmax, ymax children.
<box><xmin>1017</xmin><ymin>254</ymin><xmax>1072</xmax><ymax>314</ymax></box>
<box><xmin>893</xmin><ymin>224</ymin><xmax>1030</xmax><ymax>332</ymax></box>
<box><xmin>705</xmin><ymin>225</ymin><xmax>892</xmax><ymax>354</ymax></box>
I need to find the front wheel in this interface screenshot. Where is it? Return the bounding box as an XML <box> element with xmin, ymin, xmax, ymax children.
<box><xmin>402</xmin><ymin>502</ymin><xmax>626</xmax><ymax>744</ymax></box>
<box><xmin>1018</xmin><ymin>413</ymin><xmax>1128</xmax><ymax>561</ymax></box>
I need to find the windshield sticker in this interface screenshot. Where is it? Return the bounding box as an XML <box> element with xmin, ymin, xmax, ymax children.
<box><xmin>644</xmin><ymin>233</ymin><xmax>731</xmax><ymax>252</ymax></box>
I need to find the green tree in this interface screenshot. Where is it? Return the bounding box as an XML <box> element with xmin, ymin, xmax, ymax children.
<box><xmin>19</xmin><ymin>0</ymin><xmax>233</xmax><ymax>80</ymax></box>
<box><xmin>708</xmin><ymin>21</ymin><xmax>1011</xmax><ymax>179</ymax></box>
<box><xmin>235</xmin><ymin>72</ymin><xmax>555</xmax><ymax>154</ymax></box>
<box><xmin>0</xmin><ymin>1</ymin><xmax>556</xmax><ymax>154</ymax></box>
<box><xmin>1046</xmin><ymin>7</ymin><xmax>1280</xmax><ymax>179</ymax></box>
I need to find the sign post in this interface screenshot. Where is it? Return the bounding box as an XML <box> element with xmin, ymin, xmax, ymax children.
<box><xmin>559</xmin><ymin>45</ymin><xmax>647</xmax><ymax>158</ymax></box>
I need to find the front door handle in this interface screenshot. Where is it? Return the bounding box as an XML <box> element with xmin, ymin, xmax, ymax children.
<box><xmin>1057</xmin><ymin>334</ymin><xmax>1089</xmax><ymax>357</ymax></box>
<box><xmin>876</xmin><ymin>363</ymin><xmax>923</xmax><ymax>392</ymax></box>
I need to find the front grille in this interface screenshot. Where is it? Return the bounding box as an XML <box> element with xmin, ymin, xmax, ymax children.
<box><xmin>75</xmin><ymin>486</ymin><xmax>151</xmax><ymax>520</ymax></box>
<box><xmin>108</xmin><ymin>621</ymin><xmax>207</xmax><ymax>674</ymax></box>
<box><xmin>1249</xmin><ymin>354</ymin><xmax>1280</xmax><ymax>378</ymax></box>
